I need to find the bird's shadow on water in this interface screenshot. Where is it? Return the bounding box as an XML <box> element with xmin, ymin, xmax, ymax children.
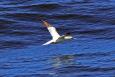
<box><xmin>39</xmin><ymin>54</ymin><xmax>90</xmax><ymax>77</ymax></box>
<box><xmin>39</xmin><ymin>52</ymin><xmax>114</xmax><ymax>77</ymax></box>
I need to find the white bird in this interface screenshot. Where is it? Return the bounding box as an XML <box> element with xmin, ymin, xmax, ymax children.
<box><xmin>42</xmin><ymin>21</ymin><xmax>73</xmax><ymax>45</ymax></box>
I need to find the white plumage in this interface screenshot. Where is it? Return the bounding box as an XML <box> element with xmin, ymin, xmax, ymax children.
<box><xmin>42</xmin><ymin>21</ymin><xmax>72</xmax><ymax>45</ymax></box>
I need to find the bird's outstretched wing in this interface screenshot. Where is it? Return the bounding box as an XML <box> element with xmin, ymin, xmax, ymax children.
<box><xmin>43</xmin><ymin>21</ymin><xmax>60</xmax><ymax>40</ymax></box>
<box><xmin>47</xmin><ymin>27</ymin><xmax>60</xmax><ymax>40</ymax></box>
<box><xmin>43</xmin><ymin>40</ymin><xmax>53</xmax><ymax>45</ymax></box>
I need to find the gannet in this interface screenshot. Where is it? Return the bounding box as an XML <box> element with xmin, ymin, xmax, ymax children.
<box><xmin>42</xmin><ymin>21</ymin><xmax>72</xmax><ymax>45</ymax></box>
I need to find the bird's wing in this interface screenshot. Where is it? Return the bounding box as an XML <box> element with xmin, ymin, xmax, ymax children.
<box><xmin>42</xmin><ymin>21</ymin><xmax>52</xmax><ymax>27</ymax></box>
<box><xmin>42</xmin><ymin>21</ymin><xmax>60</xmax><ymax>40</ymax></box>
<box><xmin>47</xmin><ymin>27</ymin><xmax>60</xmax><ymax>40</ymax></box>
<box><xmin>43</xmin><ymin>40</ymin><xmax>53</xmax><ymax>45</ymax></box>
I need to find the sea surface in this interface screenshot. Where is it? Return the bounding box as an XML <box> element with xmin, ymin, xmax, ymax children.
<box><xmin>0</xmin><ymin>0</ymin><xmax>115</xmax><ymax>77</ymax></box>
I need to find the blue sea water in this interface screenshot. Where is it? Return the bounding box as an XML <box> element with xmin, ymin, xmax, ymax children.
<box><xmin>0</xmin><ymin>0</ymin><xmax>115</xmax><ymax>77</ymax></box>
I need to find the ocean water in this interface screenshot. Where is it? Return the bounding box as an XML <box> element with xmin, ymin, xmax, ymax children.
<box><xmin>0</xmin><ymin>0</ymin><xmax>115</xmax><ymax>77</ymax></box>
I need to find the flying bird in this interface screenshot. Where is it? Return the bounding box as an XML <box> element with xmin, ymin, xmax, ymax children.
<box><xmin>42</xmin><ymin>21</ymin><xmax>72</xmax><ymax>45</ymax></box>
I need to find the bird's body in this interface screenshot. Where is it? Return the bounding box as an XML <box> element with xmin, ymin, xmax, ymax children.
<box><xmin>42</xmin><ymin>21</ymin><xmax>72</xmax><ymax>45</ymax></box>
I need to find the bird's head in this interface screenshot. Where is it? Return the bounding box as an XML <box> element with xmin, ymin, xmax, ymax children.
<box><xmin>64</xmin><ymin>32</ymin><xmax>73</xmax><ymax>39</ymax></box>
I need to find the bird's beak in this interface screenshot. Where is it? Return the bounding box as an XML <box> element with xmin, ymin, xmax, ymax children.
<box><xmin>73</xmin><ymin>37</ymin><xmax>77</xmax><ymax>39</ymax></box>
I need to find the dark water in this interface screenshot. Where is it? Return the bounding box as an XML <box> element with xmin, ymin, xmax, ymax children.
<box><xmin>0</xmin><ymin>0</ymin><xmax>115</xmax><ymax>77</ymax></box>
